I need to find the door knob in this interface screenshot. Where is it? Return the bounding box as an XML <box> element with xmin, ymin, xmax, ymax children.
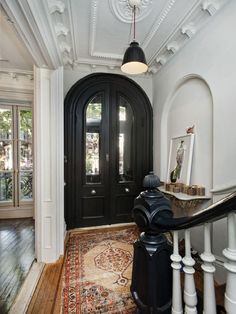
<box><xmin>125</xmin><ymin>187</ymin><xmax>130</xmax><ymax>193</ymax></box>
<box><xmin>91</xmin><ymin>189</ymin><xmax>96</xmax><ymax>195</ymax></box>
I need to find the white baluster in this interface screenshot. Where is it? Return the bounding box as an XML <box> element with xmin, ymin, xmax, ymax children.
<box><xmin>183</xmin><ymin>229</ymin><xmax>197</xmax><ymax>313</ymax></box>
<box><xmin>223</xmin><ymin>212</ymin><xmax>236</xmax><ymax>314</ymax></box>
<box><xmin>200</xmin><ymin>223</ymin><xmax>216</xmax><ymax>314</ymax></box>
<box><xmin>171</xmin><ymin>231</ymin><xmax>183</xmax><ymax>314</ymax></box>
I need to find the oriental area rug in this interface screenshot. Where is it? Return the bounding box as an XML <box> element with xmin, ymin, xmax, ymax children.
<box><xmin>62</xmin><ymin>225</ymin><xmax>138</xmax><ymax>314</ymax></box>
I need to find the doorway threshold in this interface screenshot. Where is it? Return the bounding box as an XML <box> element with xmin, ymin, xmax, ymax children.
<box><xmin>69</xmin><ymin>222</ymin><xmax>136</xmax><ymax>233</ymax></box>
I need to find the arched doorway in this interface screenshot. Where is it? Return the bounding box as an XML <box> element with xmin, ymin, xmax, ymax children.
<box><xmin>64</xmin><ymin>74</ymin><xmax>152</xmax><ymax>229</ymax></box>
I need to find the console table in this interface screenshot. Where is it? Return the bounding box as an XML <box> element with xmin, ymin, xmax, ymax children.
<box><xmin>158</xmin><ymin>186</ymin><xmax>211</xmax><ymax>217</ymax></box>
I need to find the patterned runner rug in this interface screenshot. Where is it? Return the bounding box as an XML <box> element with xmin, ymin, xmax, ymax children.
<box><xmin>62</xmin><ymin>225</ymin><xmax>138</xmax><ymax>314</ymax></box>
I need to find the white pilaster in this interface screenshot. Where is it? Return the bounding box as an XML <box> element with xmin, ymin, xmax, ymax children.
<box><xmin>34</xmin><ymin>66</ymin><xmax>64</xmax><ymax>263</ymax></box>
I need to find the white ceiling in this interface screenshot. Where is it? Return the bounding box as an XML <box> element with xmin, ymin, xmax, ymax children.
<box><xmin>0</xmin><ymin>6</ymin><xmax>34</xmax><ymax>71</ymax></box>
<box><xmin>0</xmin><ymin>0</ymin><xmax>229</xmax><ymax>75</ymax></box>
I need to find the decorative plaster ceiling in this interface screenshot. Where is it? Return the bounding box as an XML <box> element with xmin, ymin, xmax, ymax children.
<box><xmin>1</xmin><ymin>0</ymin><xmax>229</xmax><ymax>75</ymax></box>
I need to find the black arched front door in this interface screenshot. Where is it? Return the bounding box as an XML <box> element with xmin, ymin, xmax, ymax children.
<box><xmin>64</xmin><ymin>74</ymin><xmax>152</xmax><ymax>229</ymax></box>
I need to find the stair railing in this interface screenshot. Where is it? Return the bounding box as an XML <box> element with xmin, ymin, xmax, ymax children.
<box><xmin>154</xmin><ymin>191</ymin><xmax>236</xmax><ymax>314</ymax></box>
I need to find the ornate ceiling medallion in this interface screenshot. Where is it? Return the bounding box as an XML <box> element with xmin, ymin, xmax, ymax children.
<box><xmin>109</xmin><ymin>0</ymin><xmax>153</xmax><ymax>23</ymax></box>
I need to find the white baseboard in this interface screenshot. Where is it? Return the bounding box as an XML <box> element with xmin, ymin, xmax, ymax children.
<box><xmin>9</xmin><ymin>261</ymin><xmax>45</xmax><ymax>314</ymax></box>
<box><xmin>0</xmin><ymin>208</ymin><xmax>33</xmax><ymax>218</ymax></box>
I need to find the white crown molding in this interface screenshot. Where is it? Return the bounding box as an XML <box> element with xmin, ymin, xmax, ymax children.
<box><xmin>60</xmin><ymin>42</ymin><xmax>71</xmax><ymax>54</ymax></box>
<box><xmin>75</xmin><ymin>57</ymin><xmax>121</xmax><ymax>67</ymax></box>
<box><xmin>166</xmin><ymin>41</ymin><xmax>179</xmax><ymax>54</ymax></box>
<box><xmin>181</xmin><ymin>22</ymin><xmax>196</xmax><ymax>38</ymax></box>
<box><xmin>69</xmin><ymin>62</ymin><xmax>152</xmax><ymax>79</ymax></box>
<box><xmin>1</xmin><ymin>0</ymin><xmax>63</xmax><ymax>69</ymax></box>
<box><xmin>148</xmin><ymin>65</ymin><xmax>158</xmax><ymax>74</ymax></box>
<box><xmin>150</xmin><ymin>0</ymin><xmax>229</xmax><ymax>74</ymax></box>
<box><xmin>92</xmin><ymin>52</ymin><xmax>123</xmax><ymax>60</ymax></box>
<box><xmin>155</xmin><ymin>56</ymin><xmax>167</xmax><ymax>66</ymax></box>
<box><xmin>142</xmin><ymin>0</ymin><xmax>177</xmax><ymax>50</ymax></box>
<box><xmin>109</xmin><ymin>0</ymin><xmax>153</xmax><ymax>23</ymax></box>
<box><xmin>148</xmin><ymin>0</ymin><xmax>202</xmax><ymax>65</ymax></box>
<box><xmin>46</xmin><ymin>0</ymin><xmax>76</xmax><ymax>66</ymax></box>
<box><xmin>48</xmin><ymin>0</ymin><xmax>65</xmax><ymax>14</ymax></box>
<box><xmin>202</xmin><ymin>0</ymin><xmax>220</xmax><ymax>16</ymax></box>
<box><xmin>67</xmin><ymin>0</ymin><xmax>78</xmax><ymax>60</ymax></box>
<box><xmin>90</xmin><ymin>0</ymin><xmax>99</xmax><ymax>57</ymax></box>
<box><xmin>0</xmin><ymin>68</ymin><xmax>33</xmax><ymax>76</ymax></box>
<box><xmin>26</xmin><ymin>0</ymin><xmax>63</xmax><ymax>67</ymax></box>
<box><xmin>63</xmin><ymin>55</ymin><xmax>73</xmax><ymax>66</ymax></box>
<box><xmin>55</xmin><ymin>23</ymin><xmax>69</xmax><ymax>37</ymax></box>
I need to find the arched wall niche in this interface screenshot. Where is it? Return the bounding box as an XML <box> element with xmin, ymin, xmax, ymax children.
<box><xmin>160</xmin><ymin>74</ymin><xmax>213</xmax><ymax>196</ymax></box>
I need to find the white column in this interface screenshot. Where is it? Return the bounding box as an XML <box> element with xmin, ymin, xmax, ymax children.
<box><xmin>34</xmin><ymin>66</ymin><xmax>64</xmax><ymax>263</ymax></box>
<box><xmin>183</xmin><ymin>229</ymin><xmax>197</xmax><ymax>314</ymax></box>
<box><xmin>171</xmin><ymin>231</ymin><xmax>183</xmax><ymax>314</ymax></box>
<box><xmin>200</xmin><ymin>223</ymin><xmax>216</xmax><ymax>314</ymax></box>
<box><xmin>223</xmin><ymin>212</ymin><xmax>236</xmax><ymax>314</ymax></box>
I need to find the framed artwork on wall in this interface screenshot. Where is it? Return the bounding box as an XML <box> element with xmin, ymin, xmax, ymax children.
<box><xmin>167</xmin><ymin>134</ymin><xmax>194</xmax><ymax>185</ymax></box>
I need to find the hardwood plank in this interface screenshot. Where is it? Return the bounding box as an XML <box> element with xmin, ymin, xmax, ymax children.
<box><xmin>0</xmin><ymin>218</ymin><xmax>35</xmax><ymax>314</ymax></box>
<box><xmin>27</xmin><ymin>228</ymin><xmax>226</xmax><ymax>313</ymax></box>
<box><xmin>26</xmin><ymin>256</ymin><xmax>64</xmax><ymax>314</ymax></box>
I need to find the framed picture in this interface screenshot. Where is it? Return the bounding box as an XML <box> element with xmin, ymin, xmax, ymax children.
<box><xmin>167</xmin><ymin>134</ymin><xmax>194</xmax><ymax>185</ymax></box>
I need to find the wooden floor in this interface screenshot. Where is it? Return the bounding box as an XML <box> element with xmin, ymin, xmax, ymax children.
<box><xmin>0</xmin><ymin>218</ymin><xmax>35</xmax><ymax>314</ymax></box>
<box><xmin>26</xmin><ymin>231</ymin><xmax>226</xmax><ymax>313</ymax></box>
<box><xmin>26</xmin><ymin>256</ymin><xmax>64</xmax><ymax>314</ymax></box>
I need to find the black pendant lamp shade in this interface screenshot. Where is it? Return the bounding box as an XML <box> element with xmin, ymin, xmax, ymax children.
<box><xmin>121</xmin><ymin>4</ymin><xmax>148</xmax><ymax>75</ymax></box>
<box><xmin>121</xmin><ymin>41</ymin><xmax>148</xmax><ymax>74</ymax></box>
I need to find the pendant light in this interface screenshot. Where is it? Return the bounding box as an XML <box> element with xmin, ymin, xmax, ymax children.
<box><xmin>121</xmin><ymin>1</ymin><xmax>148</xmax><ymax>75</ymax></box>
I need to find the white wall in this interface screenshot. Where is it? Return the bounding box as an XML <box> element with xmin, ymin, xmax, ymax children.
<box><xmin>64</xmin><ymin>69</ymin><xmax>153</xmax><ymax>102</ymax></box>
<box><xmin>152</xmin><ymin>1</ymin><xmax>236</xmax><ymax>282</ymax></box>
<box><xmin>167</xmin><ymin>77</ymin><xmax>213</xmax><ymax>195</ymax></box>
<box><xmin>153</xmin><ymin>1</ymin><xmax>236</xmax><ymax>191</ymax></box>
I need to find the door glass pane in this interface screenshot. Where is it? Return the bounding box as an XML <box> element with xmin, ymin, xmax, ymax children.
<box><xmin>85</xmin><ymin>95</ymin><xmax>102</xmax><ymax>184</ymax></box>
<box><xmin>20</xmin><ymin>171</ymin><xmax>33</xmax><ymax>200</ymax></box>
<box><xmin>0</xmin><ymin>108</ymin><xmax>12</xmax><ymax>139</ymax></box>
<box><xmin>0</xmin><ymin>172</ymin><xmax>13</xmax><ymax>201</ymax></box>
<box><xmin>19</xmin><ymin>109</ymin><xmax>32</xmax><ymax>141</ymax></box>
<box><xmin>118</xmin><ymin>97</ymin><xmax>134</xmax><ymax>182</ymax></box>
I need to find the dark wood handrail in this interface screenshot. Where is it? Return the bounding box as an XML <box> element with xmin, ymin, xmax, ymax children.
<box><xmin>155</xmin><ymin>191</ymin><xmax>236</xmax><ymax>231</ymax></box>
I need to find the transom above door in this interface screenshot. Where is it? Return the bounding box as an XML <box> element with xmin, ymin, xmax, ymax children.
<box><xmin>64</xmin><ymin>74</ymin><xmax>152</xmax><ymax>229</ymax></box>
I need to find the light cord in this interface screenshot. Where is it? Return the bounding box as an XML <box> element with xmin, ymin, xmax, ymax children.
<box><xmin>133</xmin><ymin>5</ymin><xmax>136</xmax><ymax>41</ymax></box>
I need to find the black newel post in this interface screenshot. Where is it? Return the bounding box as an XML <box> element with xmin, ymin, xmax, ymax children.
<box><xmin>131</xmin><ymin>172</ymin><xmax>173</xmax><ymax>314</ymax></box>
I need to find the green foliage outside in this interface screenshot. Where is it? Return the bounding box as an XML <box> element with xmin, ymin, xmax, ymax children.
<box><xmin>0</xmin><ymin>109</ymin><xmax>33</xmax><ymax>201</ymax></box>
<box><xmin>20</xmin><ymin>110</ymin><xmax>32</xmax><ymax>139</ymax></box>
<box><xmin>86</xmin><ymin>103</ymin><xmax>101</xmax><ymax>120</ymax></box>
<box><xmin>0</xmin><ymin>109</ymin><xmax>12</xmax><ymax>137</ymax></box>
